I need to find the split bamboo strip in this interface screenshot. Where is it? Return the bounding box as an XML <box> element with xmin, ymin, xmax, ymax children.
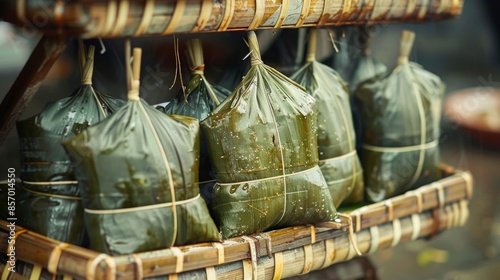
<box><xmin>0</xmin><ymin>166</ymin><xmax>471</xmax><ymax>279</ymax></box>
<box><xmin>11</xmin><ymin>199</ymin><xmax>467</xmax><ymax>279</ymax></box>
<box><xmin>0</xmin><ymin>0</ymin><xmax>464</xmax><ymax>38</ymax></box>
<box><xmin>171</xmin><ymin>200</ymin><xmax>468</xmax><ymax>279</ymax></box>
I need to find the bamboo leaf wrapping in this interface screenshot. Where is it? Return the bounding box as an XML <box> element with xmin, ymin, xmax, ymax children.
<box><xmin>202</xmin><ymin>31</ymin><xmax>337</xmax><ymax>239</ymax></box>
<box><xmin>15</xmin><ymin>45</ymin><xmax>125</xmax><ymax>245</ymax></box>
<box><xmin>291</xmin><ymin>30</ymin><xmax>364</xmax><ymax>207</ymax></box>
<box><xmin>63</xmin><ymin>100</ymin><xmax>220</xmax><ymax>255</ymax></box>
<box><xmin>354</xmin><ymin>31</ymin><xmax>444</xmax><ymax>202</ymax></box>
<box><xmin>157</xmin><ymin>39</ymin><xmax>231</xmax><ymax>203</ymax></box>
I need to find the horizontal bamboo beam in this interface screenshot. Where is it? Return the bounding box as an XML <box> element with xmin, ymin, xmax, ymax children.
<box><xmin>0</xmin><ymin>0</ymin><xmax>464</xmax><ymax>38</ymax></box>
<box><xmin>0</xmin><ymin>167</ymin><xmax>472</xmax><ymax>279</ymax></box>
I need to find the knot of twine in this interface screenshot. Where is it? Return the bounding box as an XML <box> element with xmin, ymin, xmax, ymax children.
<box><xmin>128</xmin><ymin>80</ymin><xmax>140</xmax><ymax>101</ymax></box>
<box><xmin>251</xmin><ymin>56</ymin><xmax>263</xmax><ymax>66</ymax></box>
<box><xmin>81</xmin><ymin>78</ymin><xmax>92</xmax><ymax>85</ymax></box>
<box><xmin>192</xmin><ymin>64</ymin><xmax>205</xmax><ymax>75</ymax></box>
<box><xmin>398</xmin><ymin>56</ymin><xmax>409</xmax><ymax>65</ymax></box>
<box><xmin>306</xmin><ymin>54</ymin><xmax>315</xmax><ymax>62</ymax></box>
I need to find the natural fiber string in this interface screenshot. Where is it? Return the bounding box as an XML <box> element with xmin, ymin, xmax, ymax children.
<box><xmin>336</xmin><ymin>0</ymin><xmax>352</xmax><ymax>24</ymax></box>
<box><xmin>218</xmin><ymin>0</ymin><xmax>235</xmax><ymax>31</ymax></box>
<box><xmin>212</xmin><ymin>242</ymin><xmax>225</xmax><ymax>264</ymax></box>
<box><xmin>258</xmin><ymin>232</ymin><xmax>273</xmax><ymax>258</ymax></box>
<box><xmin>110</xmin><ymin>0</ymin><xmax>129</xmax><ymax>36</ymax></box>
<box><xmin>459</xmin><ymin>200</ymin><xmax>469</xmax><ymax>226</ymax></box>
<box><xmin>85</xmin><ymin>194</ymin><xmax>199</xmax><ymax>215</ymax></box>
<box><xmin>30</xmin><ymin>265</ymin><xmax>42</xmax><ymax>280</ymax></box>
<box><xmin>302</xmin><ymin>245</ymin><xmax>314</xmax><ymax>274</ymax></box>
<box><xmin>295</xmin><ymin>0</ymin><xmax>311</xmax><ymax>27</ymax></box>
<box><xmin>273</xmin><ymin>0</ymin><xmax>290</xmax><ymax>29</ymax></box>
<box><xmin>435</xmin><ymin>182</ymin><xmax>446</xmax><ymax>208</ymax></box>
<box><xmin>135</xmin><ymin>0</ymin><xmax>155</xmax><ymax>35</ymax></box>
<box><xmin>362</xmin><ymin>140</ymin><xmax>438</xmax><ymax>153</ymax></box>
<box><xmin>86</xmin><ymin>254</ymin><xmax>115</xmax><ymax>280</ymax></box>
<box><xmin>23</xmin><ymin>187</ymin><xmax>81</xmax><ymax>200</ymax></box>
<box><xmin>47</xmin><ymin>243</ymin><xmax>70</xmax><ymax>274</ymax></box>
<box><xmin>218</xmin><ymin>166</ymin><xmax>316</xmax><ymax>186</ymax></box>
<box><xmin>23</xmin><ymin>180</ymin><xmax>78</xmax><ymax>185</ymax></box>
<box><xmin>129</xmin><ymin>254</ymin><xmax>143</xmax><ymax>280</ymax></box>
<box><xmin>272</xmin><ymin>252</ymin><xmax>284</xmax><ymax>280</ymax></box>
<box><xmin>6</xmin><ymin>229</ymin><xmax>27</xmax><ymax>255</ymax></box>
<box><xmin>368</xmin><ymin>226</ymin><xmax>379</xmax><ymax>254</ymax></box>
<box><xmin>337</xmin><ymin>213</ymin><xmax>362</xmax><ymax>256</ymax></box>
<box><xmin>410</xmin><ymin>213</ymin><xmax>421</xmax><ymax>240</ymax></box>
<box><xmin>16</xmin><ymin>0</ymin><xmax>26</xmax><ymax>23</ymax></box>
<box><xmin>163</xmin><ymin>0</ymin><xmax>186</xmax><ymax>34</ymax></box>
<box><xmin>391</xmin><ymin>219</ymin><xmax>402</xmax><ymax>247</ymax></box>
<box><xmin>206</xmin><ymin>267</ymin><xmax>217</xmax><ymax>280</ymax></box>
<box><xmin>385</xmin><ymin>200</ymin><xmax>394</xmax><ymax>221</ymax></box>
<box><xmin>249</xmin><ymin>0</ymin><xmax>266</xmax><ymax>29</ymax></box>
<box><xmin>241</xmin><ymin>236</ymin><xmax>258</xmax><ymax>280</ymax></box>
<box><xmin>462</xmin><ymin>172</ymin><xmax>473</xmax><ymax>199</ymax></box>
<box><xmin>310</xmin><ymin>225</ymin><xmax>316</xmax><ymax>243</ymax></box>
<box><xmin>417</xmin><ymin>0</ymin><xmax>430</xmax><ymax>20</ymax></box>
<box><xmin>194</xmin><ymin>0</ymin><xmax>213</xmax><ymax>31</ymax></box>
<box><xmin>102</xmin><ymin>0</ymin><xmax>117</xmax><ymax>36</ymax></box>
<box><xmin>321</xmin><ymin>239</ymin><xmax>335</xmax><ymax>268</ymax></box>
<box><xmin>170</xmin><ymin>247</ymin><xmax>184</xmax><ymax>273</ymax></box>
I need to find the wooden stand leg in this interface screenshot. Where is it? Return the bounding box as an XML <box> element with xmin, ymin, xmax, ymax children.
<box><xmin>0</xmin><ymin>35</ymin><xmax>68</xmax><ymax>144</ymax></box>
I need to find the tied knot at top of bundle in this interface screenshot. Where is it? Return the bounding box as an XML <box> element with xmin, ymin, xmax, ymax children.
<box><xmin>78</xmin><ymin>40</ymin><xmax>95</xmax><ymax>86</ymax></box>
<box><xmin>398</xmin><ymin>30</ymin><xmax>416</xmax><ymax>65</ymax></box>
<box><xmin>248</xmin><ymin>31</ymin><xmax>263</xmax><ymax>66</ymax></box>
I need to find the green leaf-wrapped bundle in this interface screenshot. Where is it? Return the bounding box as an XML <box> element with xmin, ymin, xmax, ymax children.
<box><xmin>291</xmin><ymin>30</ymin><xmax>364</xmax><ymax>207</ymax></box>
<box><xmin>63</xmin><ymin>47</ymin><xmax>220</xmax><ymax>255</ymax></box>
<box><xmin>354</xmin><ymin>31</ymin><xmax>444</xmax><ymax>202</ymax></box>
<box><xmin>15</xmin><ymin>44</ymin><xmax>125</xmax><ymax>245</ymax></box>
<box><xmin>202</xmin><ymin>31</ymin><xmax>337</xmax><ymax>239</ymax></box>
<box><xmin>349</xmin><ymin>46</ymin><xmax>387</xmax><ymax>93</ymax></box>
<box><xmin>158</xmin><ymin>39</ymin><xmax>230</xmax><ymax>202</ymax></box>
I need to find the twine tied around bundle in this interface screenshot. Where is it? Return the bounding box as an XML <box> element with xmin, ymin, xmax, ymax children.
<box><xmin>247</xmin><ymin>31</ymin><xmax>263</xmax><ymax>66</ymax></box>
<box><xmin>186</xmin><ymin>38</ymin><xmax>221</xmax><ymax>105</ymax></box>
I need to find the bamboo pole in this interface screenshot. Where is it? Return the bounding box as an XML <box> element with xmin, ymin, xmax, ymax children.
<box><xmin>0</xmin><ymin>167</ymin><xmax>472</xmax><ymax>279</ymax></box>
<box><xmin>0</xmin><ymin>0</ymin><xmax>464</xmax><ymax>38</ymax></box>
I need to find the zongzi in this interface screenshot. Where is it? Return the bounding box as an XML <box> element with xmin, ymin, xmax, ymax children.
<box><xmin>291</xmin><ymin>29</ymin><xmax>364</xmax><ymax>207</ymax></box>
<box><xmin>354</xmin><ymin>31</ymin><xmax>444</xmax><ymax>202</ymax></box>
<box><xmin>63</xmin><ymin>46</ymin><xmax>220</xmax><ymax>255</ymax></box>
<box><xmin>158</xmin><ymin>38</ymin><xmax>230</xmax><ymax>203</ymax></box>
<box><xmin>202</xmin><ymin>31</ymin><xmax>338</xmax><ymax>239</ymax></box>
<box><xmin>16</xmin><ymin>43</ymin><xmax>125</xmax><ymax>245</ymax></box>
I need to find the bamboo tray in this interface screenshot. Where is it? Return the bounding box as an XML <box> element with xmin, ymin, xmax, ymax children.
<box><xmin>1</xmin><ymin>0</ymin><xmax>464</xmax><ymax>38</ymax></box>
<box><xmin>0</xmin><ymin>165</ymin><xmax>473</xmax><ymax>279</ymax></box>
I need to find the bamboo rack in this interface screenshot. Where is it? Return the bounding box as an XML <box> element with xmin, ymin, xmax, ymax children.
<box><xmin>1</xmin><ymin>0</ymin><xmax>464</xmax><ymax>38</ymax></box>
<box><xmin>0</xmin><ymin>166</ymin><xmax>473</xmax><ymax>279</ymax></box>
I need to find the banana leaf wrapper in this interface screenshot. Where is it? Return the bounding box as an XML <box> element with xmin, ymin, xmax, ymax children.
<box><xmin>201</xmin><ymin>32</ymin><xmax>337</xmax><ymax>239</ymax></box>
<box><xmin>63</xmin><ymin>99</ymin><xmax>220</xmax><ymax>255</ymax></box>
<box><xmin>355</xmin><ymin>61</ymin><xmax>444</xmax><ymax>202</ymax></box>
<box><xmin>16</xmin><ymin>85</ymin><xmax>124</xmax><ymax>245</ymax></box>
<box><xmin>291</xmin><ymin>59</ymin><xmax>364</xmax><ymax>207</ymax></box>
<box><xmin>349</xmin><ymin>54</ymin><xmax>387</xmax><ymax>93</ymax></box>
<box><xmin>158</xmin><ymin>76</ymin><xmax>230</xmax><ymax>204</ymax></box>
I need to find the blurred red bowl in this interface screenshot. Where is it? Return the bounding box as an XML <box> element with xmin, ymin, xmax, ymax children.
<box><xmin>444</xmin><ymin>87</ymin><xmax>500</xmax><ymax>148</ymax></box>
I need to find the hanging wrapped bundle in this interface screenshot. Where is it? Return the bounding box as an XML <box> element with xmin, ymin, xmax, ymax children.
<box><xmin>63</xmin><ymin>45</ymin><xmax>220</xmax><ymax>255</ymax></box>
<box><xmin>15</xmin><ymin>42</ymin><xmax>125</xmax><ymax>245</ymax></box>
<box><xmin>290</xmin><ymin>29</ymin><xmax>364</xmax><ymax>207</ymax></box>
<box><xmin>354</xmin><ymin>31</ymin><xmax>444</xmax><ymax>202</ymax></box>
<box><xmin>202</xmin><ymin>31</ymin><xmax>338</xmax><ymax>239</ymax></box>
<box><xmin>349</xmin><ymin>39</ymin><xmax>387</xmax><ymax>93</ymax></box>
<box><xmin>158</xmin><ymin>38</ymin><xmax>231</xmax><ymax>202</ymax></box>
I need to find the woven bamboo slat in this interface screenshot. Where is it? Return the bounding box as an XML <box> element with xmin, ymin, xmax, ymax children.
<box><xmin>1</xmin><ymin>0</ymin><xmax>464</xmax><ymax>38</ymax></box>
<box><xmin>0</xmin><ymin>165</ymin><xmax>472</xmax><ymax>279</ymax></box>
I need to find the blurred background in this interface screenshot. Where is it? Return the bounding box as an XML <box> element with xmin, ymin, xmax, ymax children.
<box><xmin>0</xmin><ymin>0</ymin><xmax>499</xmax><ymax>279</ymax></box>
